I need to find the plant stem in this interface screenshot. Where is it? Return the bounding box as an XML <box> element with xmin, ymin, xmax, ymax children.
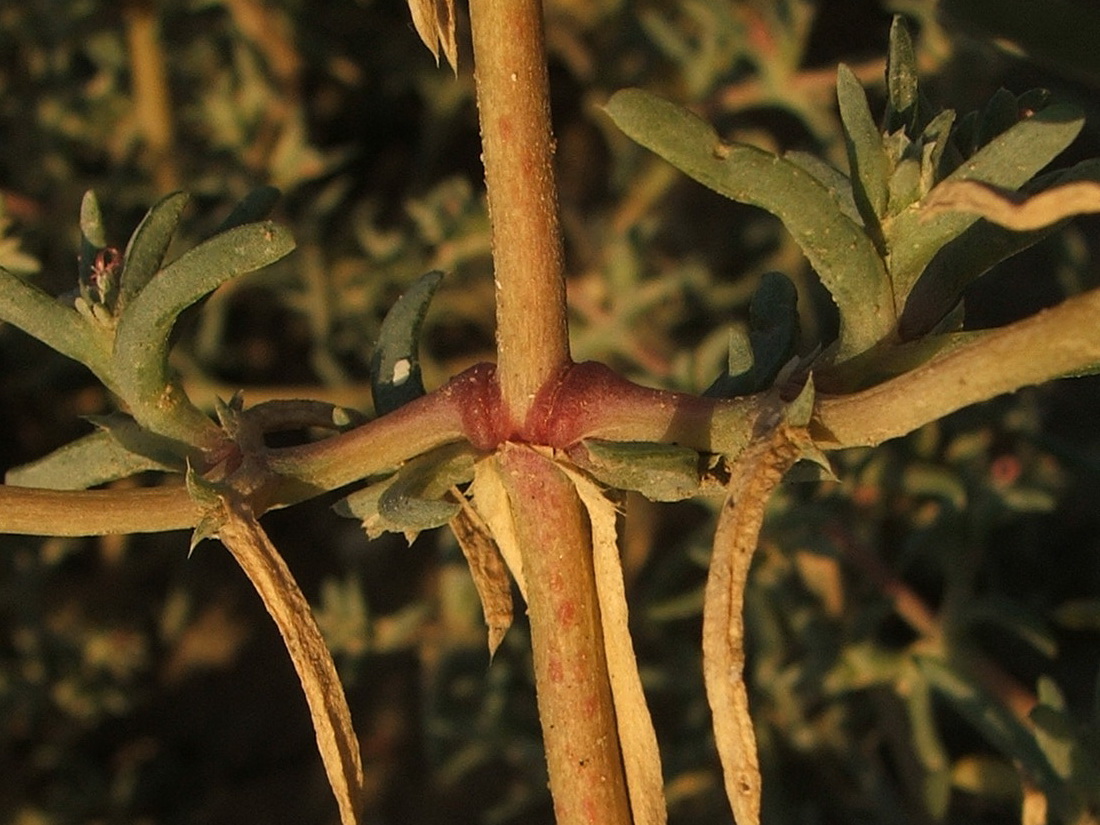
<box><xmin>814</xmin><ymin>285</ymin><xmax>1100</xmax><ymax>448</ymax></box>
<box><xmin>468</xmin><ymin>0</ymin><xmax>571</xmax><ymax>425</ymax></box>
<box><xmin>124</xmin><ymin>0</ymin><xmax>179</xmax><ymax>193</ymax></box>
<box><xmin>498</xmin><ymin>444</ymin><xmax>631</xmax><ymax>825</ymax></box>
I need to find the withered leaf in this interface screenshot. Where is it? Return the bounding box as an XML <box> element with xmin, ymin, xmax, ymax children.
<box><xmin>406</xmin><ymin>0</ymin><xmax>458</xmax><ymax>73</ymax></box>
<box><xmin>448</xmin><ymin>492</ymin><xmax>513</xmax><ymax>659</ymax></box>
<box><xmin>217</xmin><ymin>497</ymin><xmax>364</xmax><ymax>825</ymax></box>
<box><xmin>556</xmin><ymin>458</ymin><xmax>668</xmax><ymax>825</ymax></box>
<box><xmin>703</xmin><ymin>424</ymin><xmax>805</xmax><ymax>825</ymax></box>
<box><xmin>923</xmin><ymin>178</ymin><xmax>1100</xmax><ymax>231</ymax></box>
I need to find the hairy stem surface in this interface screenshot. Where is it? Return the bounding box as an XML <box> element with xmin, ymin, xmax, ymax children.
<box><xmin>469</xmin><ymin>0</ymin><xmax>570</xmax><ymax>424</ymax></box>
<box><xmin>498</xmin><ymin>444</ymin><xmax>631</xmax><ymax>825</ymax></box>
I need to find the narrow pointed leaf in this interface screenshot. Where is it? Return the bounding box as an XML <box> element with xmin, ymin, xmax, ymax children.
<box><xmin>4</xmin><ymin>417</ymin><xmax>181</xmax><ymax>490</ymax></box>
<box><xmin>919</xmin><ymin>657</ymin><xmax>1063</xmax><ymax>796</ymax></box>
<box><xmin>837</xmin><ymin>63</ymin><xmax>888</xmax><ymax>227</ymax></box>
<box><xmin>605</xmin><ymin>88</ymin><xmax>892</xmax><ymax>360</ymax></box>
<box><xmin>79</xmin><ymin>190</ymin><xmax>107</xmax><ymax>285</ymax></box>
<box><xmin>371</xmin><ymin>270</ymin><xmax>443</xmax><ymax>415</ymax></box>
<box><xmin>885</xmin><ymin>17</ymin><xmax>920</xmax><ymax>133</ymax></box>
<box><xmin>448</xmin><ymin>501</ymin><xmax>513</xmax><ymax>658</ymax></box>
<box><xmin>336</xmin><ymin>442</ymin><xmax>476</xmax><ymax>539</ymax></box>
<box><xmin>887</xmin><ymin>102</ymin><xmax>1083</xmax><ymax>303</ymax></box>
<box><xmin>406</xmin><ymin>0</ymin><xmax>458</xmax><ymax>73</ymax></box>
<box><xmin>900</xmin><ymin>159</ymin><xmax>1100</xmax><ymax>338</ymax></box>
<box><xmin>112</xmin><ymin>222</ymin><xmax>294</xmax><ymax>444</ymax></box>
<box><xmin>120</xmin><ymin>191</ymin><xmax>190</xmax><ymax>304</ymax></box>
<box><xmin>573</xmin><ymin>439</ymin><xmax>701</xmax><ymax>501</ymax></box>
<box><xmin>0</xmin><ymin>267</ymin><xmax>107</xmax><ymax>373</ymax></box>
<box><xmin>706</xmin><ymin>271</ymin><xmax>799</xmax><ymax>397</ymax></box>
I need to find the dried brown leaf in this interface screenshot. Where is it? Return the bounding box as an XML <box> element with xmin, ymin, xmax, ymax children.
<box><xmin>406</xmin><ymin>0</ymin><xmax>458</xmax><ymax>73</ymax></box>
<box><xmin>556</xmin><ymin>458</ymin><xmax>668</xmax><ymax>825</ymax></box>
<box><xmin>468</xmin><ymin>456</ymin><xmax>528</xmax><ymax>600</ymax></box>
<box><xmin>217</xmin><ymin>497</ymin><xmax>364</xmax><ymax>825</ymax></box>
<box><xmin>449</xmin><ymin>490</ymin><xmax>513</xmax><ymax>659</ymax></box>
<box><xmin>703</xmin><ymin>424</ymin><xmax>805</xmax><ymax>825</ymax></box>
<box><xmin>922</xmin><ymin>179</ymin><xmax>1100</xmax><ymax>231</ymax></box>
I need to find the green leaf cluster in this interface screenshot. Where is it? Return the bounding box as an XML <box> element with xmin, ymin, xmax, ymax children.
<box><xmin>605</xmin><ymin>17</ymin><xmax>1097</xmax><ymax>380</ymax></box>
<box><xmin>1</xmin><ymin>190</ymin><xmax>294</xmax><ymax>484</ymax></box>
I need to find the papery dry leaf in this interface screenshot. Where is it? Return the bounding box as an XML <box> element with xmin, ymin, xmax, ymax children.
<box><xmin>406</xmin><ymin>0</ymin><xmax>458</xmax><ymax>73</ymax></box>
<box><xmin>468</xmin><ymin>456</ymin><xmax>527</xmax><ymax>600</ymax></box>
<box><xmin>217</xmin><ymin>498</ymin><xmax>364</xmax><ymax>825</ymax></box>
<box><xmin>448</xmin><ymin>490</ymin><xmax>513</xmax><ymax>659</ymax></box>
<box><xmin>703</xmin><ymin>424</ymin><xmax>804</xmax><ymax>825</ymax></box>
<box><xmin>556</xmin><ymin>458</ymin><xmax>668</xmax><ymax>825</ymax></box>
<box><xmin>922</xmin><ymin>179</ymin><xmax>1100</xmax><ymax>231</ymax></box>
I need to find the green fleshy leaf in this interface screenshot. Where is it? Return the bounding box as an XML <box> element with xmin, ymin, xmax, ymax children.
<box><xmin>784</xmin><ymin>151</ymin><xmax>861</xmax><ymax>224</ymax></box>
<box><xmin>335</xmin><ymin>442</ymin><xmax>476</xmax><ymax>540</ymax></box>
<box><xmin>899</xmin><ymin>158</ymin><xmax>1100</xmax><ymax>339</ymax></box>
<box><xmin>4</xmin><ymin>415</ymin><xmax>183</xmax><ymax>490</ymax></box>
<box><xmin>119</xmin><ymin>191</ymin><xmax>190</xmax><ymax>306</ymax></box>
<box><xmin>837</xmin><ymin>63</ymin><xmax>888</xmax><ymax>230</ymax></box>
<box><xmin>887</xmin><ymin>101</ymin><xmax>1084</xmax><ymax>304</ymax></box>
<box><xmin>0</xmin><ymin>267</ymin><xmax>108</xmax><ymax>375</ymax></box>
<box><xmin>574</xmin><ymin>439</ymin><xmax>702</xmax><ymax>501</ymax></box>
<box><xmin>371</xmin><ymin>270</ymin><xmax>443</xmax><ymax>415</ymax></box>
<box><xmin>885</xmin><ymin>16</ymin><xmax>920</xmax><ymax>134</ymax></box>
<box><xmin>79</xmin><ymin>190</ymin><xmax>107</xmax><ymax>286</ymax></box>
<box><xmin>1032</xmin><ymin>678</ymin><xmax>1074</xmax><ymax>776</ymax></box>
<box><xmin>605</xmin><ymin>88</ymin><xmax>892</xmax><ymax>361</ymax></box>
<box><xmin>112</xmin><ymin>221</ymin><xmax>295</xmax><ymax>444</ymax></box>
<box><xmin>706</xmin><ymin>272</ymin><xmax>799</xmax><ymax>398</ymax></box>
<box><xmin>918</xmin><ymin>109</ymin><xmax>957</xmax><ymax>192</ymax></box>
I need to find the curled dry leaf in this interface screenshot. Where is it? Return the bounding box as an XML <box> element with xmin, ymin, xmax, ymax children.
<box><xmin>922</xmin><ymin>179</ymin><xmax>1100</xmax><ymax>231</ymax></box>
<box><xmin>216</xmin><ymin>497</ymin><xmax>364</xmax><ymax>825</ymax></box>
<box><xmin>448</xmin><ymin>490</ymin><xmax>513</xmax><ymax>659</ymax></box>
<box><xmin>556</xmin><ymin>458</ymin><xmax>668</xmax><ymax>825</ymax></box>
<box><xmin>703</xmin><ymin>424</ymin><xmax>805</xmax><ymax>825</ymax></box>
<box><xmin>468</xmin><ymin>457</ymin><xmax>528</xmax><ymax>600</ymax></box>
<box><xmin>406</xmin><ymin>0</ymin><xmax>458</xmax><ymax>73</ymax></box>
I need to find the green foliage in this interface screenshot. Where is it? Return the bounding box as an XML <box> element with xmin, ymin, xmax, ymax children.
<box><xmin>1</xmin><ymin>3</ymin><xmax>1099</xmax><ymax>824</ymax></box>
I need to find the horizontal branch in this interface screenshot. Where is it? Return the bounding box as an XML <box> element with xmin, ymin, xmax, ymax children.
<box><xmin>814</xmin><ymin>287</ymin><xmax>1100</xmax><ymax>448</ymax></box>
<box><xmin>0</xmin><ymin>484</ymin><xmax>201</xmax><ymax>535</ymax></box>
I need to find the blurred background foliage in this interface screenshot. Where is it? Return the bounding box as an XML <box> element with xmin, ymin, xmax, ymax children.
<box><xmin>1</xmin><ymin>0</ymin><xmax>1099</xmax><ymax>823</ymax></box>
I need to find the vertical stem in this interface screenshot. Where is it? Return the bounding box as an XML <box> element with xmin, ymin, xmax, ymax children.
<box><xmin>468</xmin><ymin>0</ymin><xmax>571</xmax><ymax>425</ymax></box>
<box><xmin>498</xmin><ymin>444</ymin><xmax>631</xmax><ymax>825</ymax></box>
<box><xmin>124</xmin><ymin>0</ymin><xmax>179</xmax><ymax>193</ymax></box>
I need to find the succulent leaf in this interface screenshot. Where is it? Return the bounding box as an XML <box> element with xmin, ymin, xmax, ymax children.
<box><xmin>605</xmin><ymin>88</ymin><xmax>892</xmax><ymax>361</ymax></box>
<box><xmin>120</xmin><ymin>191</ymin><xmax>190</xmax><ymax>305</ymax></box>
<box><xmin>371</xmin><ymin>270</ymin><xmax>443</xmax><ymax>416</ymax></box>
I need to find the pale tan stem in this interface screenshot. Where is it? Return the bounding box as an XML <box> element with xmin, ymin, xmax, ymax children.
<box><xmin>498</xmin><ymin>444</ymin><xmax>631</xmax><ymax>825</ymax></box>
<box><xmin>814</xmin><ymin>286</ymin><xmax>1100</xmax><ymax>449</ymax></box>
<box><xmin>0</xmin><ymin>484</ymin><xmax>201</xmax><ymax>536</ymax></box>
<box><xmin>124</xmin><ymin>0</ymin><xmax>178</xmax><ymax>193</ymax></box>
<box><xmin>469</xmin><ymin>0</ymin><xmax>571</xmax><ymax>424</ymax></box>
